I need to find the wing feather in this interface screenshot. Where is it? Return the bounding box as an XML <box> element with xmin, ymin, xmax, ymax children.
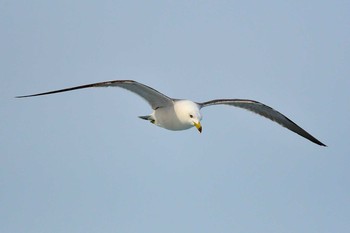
<box><xmin>16</xmin><ymin>80</ymin><xmax>173</xmax><ymax>110</ymax></box>
<box><xmin>199</xmin><ymin>99</ymin><xmax>326</xmax><ymax>146</ymax></box>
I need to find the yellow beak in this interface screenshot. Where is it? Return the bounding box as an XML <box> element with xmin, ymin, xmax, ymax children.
<box><xmin>194</xmin><ymin>121</ymin><xmax>202</xmax><ymax>133</ymax></box>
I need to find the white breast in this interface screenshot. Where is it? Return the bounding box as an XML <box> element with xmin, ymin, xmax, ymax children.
<box><xmin>152</xmin><ymin>100</ymin><xmax>200</xmax><ymax>131</ymax></box>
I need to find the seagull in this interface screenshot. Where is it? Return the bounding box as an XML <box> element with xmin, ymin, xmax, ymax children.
<box><xmin>16</xmin><ymin>80</ymin><xmax>326</xmax><ymax>146</ymax></box>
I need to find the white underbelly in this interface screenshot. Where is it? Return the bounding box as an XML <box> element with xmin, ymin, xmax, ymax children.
<box><xmin>153</xmin><ymin>107</ymin><xmax>192</xmax><ymax>131</ymax></box>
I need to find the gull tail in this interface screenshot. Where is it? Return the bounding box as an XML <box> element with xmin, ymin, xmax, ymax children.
<box><xmin>138</xmin><ymin>115</ymin><xmax>155</xmax><ymax>124</ymax></box>
<box><xmin>139</xmin><ymin>115</ymin><xmax>151</xmax><ymax>120</ymax></box>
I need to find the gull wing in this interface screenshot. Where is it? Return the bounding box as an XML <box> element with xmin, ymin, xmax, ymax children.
<box><xmin>199</xmin><ymin>99</ymin><xmax>326</xmax><ymax>146</ymax></box>
<box><xmin>16</xmin><ymin>80</ymin><xmax>174</xmax><ymax>109</ymax></box>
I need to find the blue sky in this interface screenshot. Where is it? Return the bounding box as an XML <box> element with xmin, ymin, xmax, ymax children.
<box><xmin>1</xmin><ymin>1</ymin><xmax>349</xmax><ymax>232</ymax></box>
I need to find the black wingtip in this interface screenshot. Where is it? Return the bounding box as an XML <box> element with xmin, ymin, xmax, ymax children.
<box><xmin>305</xmin><ymin>135</ymin><xmax>327</xmax><ymax>147</ymax></box>
<box><xmin>15</xmin><ymin>94</ymin><xmax>42</xmax><ymax>98</ymax></box>
<box><xmin>312</xmin><ymin>139</ymin><xmax>327</xmax><ymax>147</ymax></box>
<box><xmin>320</xmin><ymin>142</ymin><xmax>327</xmax><ymax>147</ymax></box>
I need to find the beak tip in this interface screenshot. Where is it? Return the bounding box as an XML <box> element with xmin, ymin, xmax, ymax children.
<box><xmin>194</xmin><ymin>122</ymin><xmax>202</xmax><ymax>133</ymax></box>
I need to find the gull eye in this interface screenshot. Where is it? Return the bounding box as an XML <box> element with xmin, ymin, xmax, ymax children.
<box><xmin>189</xmin><ymin>114</ymin><xmax>193</xmax><ymax>118</ymax></box>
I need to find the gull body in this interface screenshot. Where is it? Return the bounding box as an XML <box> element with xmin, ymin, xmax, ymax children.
<box><xmin>146</xmin><ymin>100</ymin><xmax>202</xmax><ymax>131</ymax></box>
<box><xmin>16</xmin><ymin>80</ymin><xmax>326</xmax><ymax>146</ymax></box>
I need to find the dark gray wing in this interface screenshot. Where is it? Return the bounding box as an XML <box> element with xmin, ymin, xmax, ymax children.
<box><xmin>199</xmin><ymin>99</ymin><xmax>326</xmax><ymax>146</ymax></box>
<box><xmin>16</xmin><ymin>80</ymin><xmax>174</xmax><ymax>109</ymax></box>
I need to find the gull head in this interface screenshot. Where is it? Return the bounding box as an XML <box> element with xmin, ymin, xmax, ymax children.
<box><xmin>174</xmin><ymin>100</ymin><xmax>203</xmax><ymax>133</ymax></box>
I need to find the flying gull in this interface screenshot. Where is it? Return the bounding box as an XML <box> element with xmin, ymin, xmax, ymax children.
<box><xmin>16</xmin><ymin>80</ymin><xmax>326</xmax><ymax>146</ymax></box>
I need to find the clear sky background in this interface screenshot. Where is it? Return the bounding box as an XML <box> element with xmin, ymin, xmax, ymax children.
<box><xmin>1</xmin><ymin>1</ymin><xmax>349</xmax><ymax>233</ymax></box>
